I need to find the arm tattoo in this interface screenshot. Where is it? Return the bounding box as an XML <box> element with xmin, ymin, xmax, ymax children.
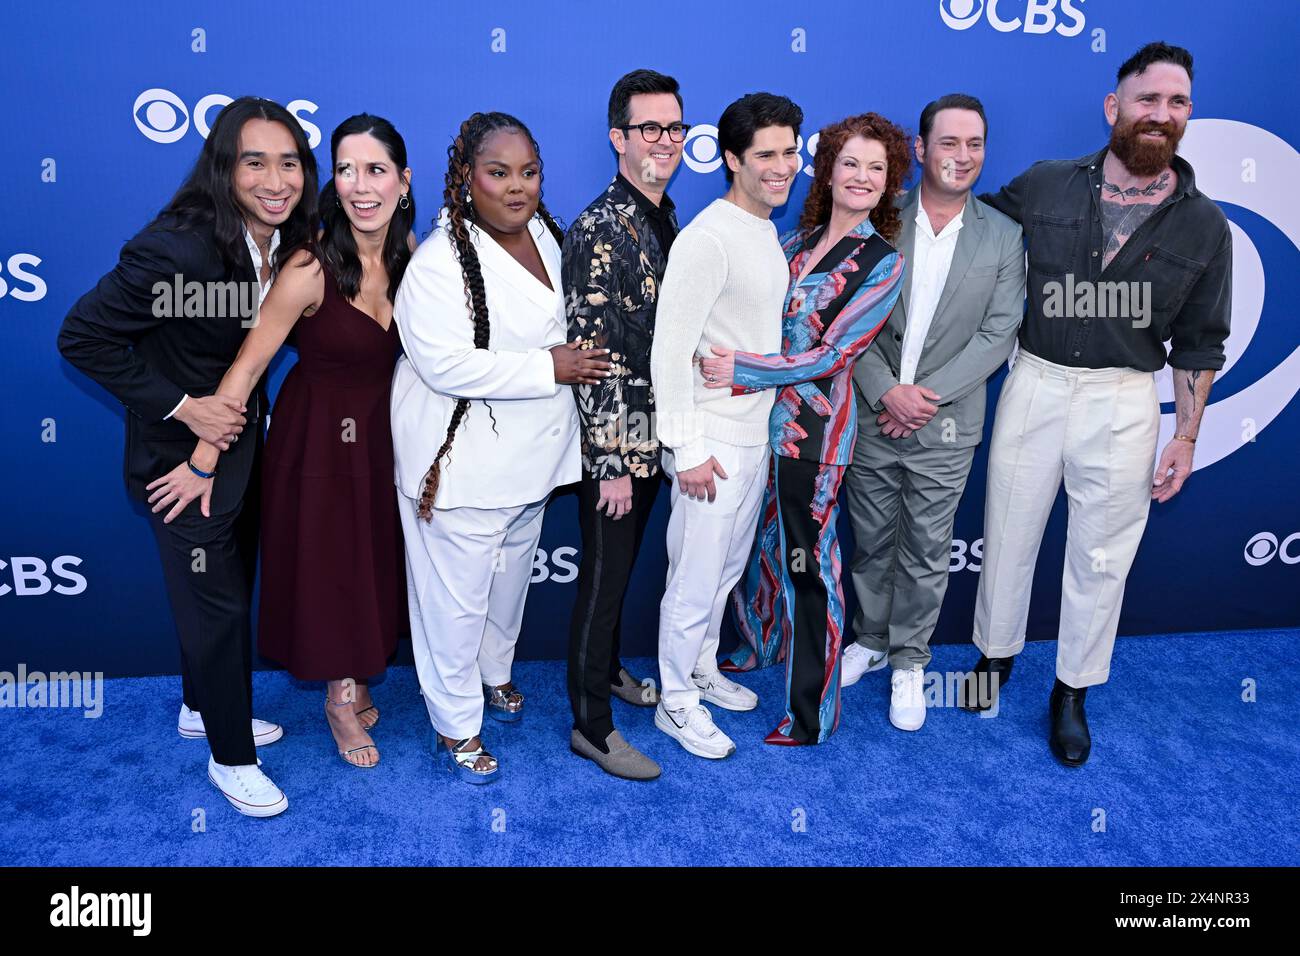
<box><xmin>1174</xmin><ymin>367</ymin><xmax>1215</xmax><ymax>435</ymax></box>
<box><xmin>1185</xmin><ymin>368</ymin><xmax>1203</xmax><ymax>414</ymax></box>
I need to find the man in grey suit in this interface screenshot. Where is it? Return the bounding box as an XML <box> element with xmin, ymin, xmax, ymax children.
<box><xmin>842</xmin><ymin>94</ymin><xmax>1025</xmax><ymax>731</ymax></box>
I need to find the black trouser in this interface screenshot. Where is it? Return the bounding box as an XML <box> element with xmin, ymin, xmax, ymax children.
<box><xmin>147</xmin><ymin>439</ymin><xmax>262</xmax><ymax>766</ymax></box>
<box><xmin>567</xmin><ymin>473</ymin><xmax>659</xmax><ymax>750</ymax></box>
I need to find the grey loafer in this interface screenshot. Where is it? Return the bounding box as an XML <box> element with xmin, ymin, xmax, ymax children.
<box><xmin>570</xmin><ymin>729</ymin><xmax>661</xmax><ymax>781</ymax></box>
<box><xmin>610</xmin><ymin>668</ymin><xmax>659</xmax><ymax>707</ymax></box>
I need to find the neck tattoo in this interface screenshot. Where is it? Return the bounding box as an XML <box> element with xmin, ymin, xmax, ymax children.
<box><xmin>1101</xmin><ymin>170</ymin><xmax>1170</xmax><ymax>202</ymax></box>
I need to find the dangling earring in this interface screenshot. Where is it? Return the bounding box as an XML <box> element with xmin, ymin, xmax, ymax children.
<box><xmin>399</xmin><ymin>194</ymin><xmax>410</xmax><ymax>210</ymax></box>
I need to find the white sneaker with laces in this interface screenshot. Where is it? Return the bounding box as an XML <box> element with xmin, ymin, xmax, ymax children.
<box><xmin>691</xmin><ymin>668</ymin><xmax>758</xmax><ymax>712</ymax></box>
<box><xmin>841</xmin><ymin>643</ymin><xmax>889</xmax><ymax>688</ymax></box>
<box><xmin>207</xmin><ymin>756</ymin><xmax>289</xmax><ymax>817</ymax></box>
<box><xmin>654</xmin><ymin>702</ymin><xmax>737</xmax><ymax>759</ymax></box>
<box><xmin>179</xmin><ymin>704</ymin><xmax>283</xmax><ymax>746</ymax></box>
<box><xmin>889</xmin><ymin>667</ymin><xmax>927</xmax><ymax>731</ymax></box>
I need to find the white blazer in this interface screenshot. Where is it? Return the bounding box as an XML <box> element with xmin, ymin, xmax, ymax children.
<box><xmin>390</xmin><ymin>209</ymin><xmax>580</xmax><ymax>509</ymax></box>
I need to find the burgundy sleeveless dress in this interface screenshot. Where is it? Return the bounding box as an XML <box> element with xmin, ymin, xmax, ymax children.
<box><xmin>256</xmin><ymin>264</ymin><xmax>405</xmax><ymax>680</ymax></box>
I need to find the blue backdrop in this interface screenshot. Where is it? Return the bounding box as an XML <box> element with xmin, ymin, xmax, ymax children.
<box><xmin>3</xmin><ymin>0</ymin><xmax>1298</xmax><ymax>677</ymax></box>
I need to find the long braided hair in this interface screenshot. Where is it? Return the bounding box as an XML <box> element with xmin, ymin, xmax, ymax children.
<box><xmin>418</xmin><ymin>111</ymin><xmax>566</xmax><ymax>521</ymax></box>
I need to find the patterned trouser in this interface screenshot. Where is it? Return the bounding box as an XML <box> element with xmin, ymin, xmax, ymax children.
<box><xmin>729</xmin><ymin>454</ymin><xmax>846</xmax><ymax>744</ymax></box>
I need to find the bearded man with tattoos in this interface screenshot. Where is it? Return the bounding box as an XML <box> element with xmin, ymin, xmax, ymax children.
<box><xmin>965</xmin><ymin>41</ymin><xmax>1232</xmax><ymax>766</ymax></box>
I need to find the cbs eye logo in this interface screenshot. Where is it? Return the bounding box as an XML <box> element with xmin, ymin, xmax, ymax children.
<box><xmin>133</xmin><ymin>88</ymin><xmax>322</xmax><ymax>147</ymax></box>
<box><xmin>683</xmin><ymin>124</ymin><xmax>723</xmax><ymax>174</ymax></box>
<box><xmin>1244</xmin><ymin>532</ymin><xmax>1300</xmax><ymax>567</ymax></box>
<box><xmin>134</xmin><ymin>88</ymin><xmax>196</xmax><ymax>144</ymax></box>
<box><xmin>940</xmin><ymin>0</ymin><xmax>984</xmax><ymax>29</ymax></box>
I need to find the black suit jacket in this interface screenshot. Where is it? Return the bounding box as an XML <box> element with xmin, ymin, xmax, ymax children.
<box><xmin>58</xmin><ymin>216</ymin><xmax>268</xmax><ymax>513</ymax></box>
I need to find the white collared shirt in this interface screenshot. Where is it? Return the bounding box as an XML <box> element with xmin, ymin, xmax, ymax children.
<box><xmin>165</xmin><ymin>225</ymin><xmax>280</xmax><ymax>419</ymax></box>
<box><xmin>899</xmin><ymin>194</ymin><xmax>964</xmax><ymax>385</ymax></box>
<box><xmin>243</xmin><ymin>225</ymin><xmax>281</xmax><ymax>305</ymax></box>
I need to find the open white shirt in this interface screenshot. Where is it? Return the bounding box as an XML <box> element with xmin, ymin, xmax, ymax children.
<box><xmin>899</xmin><ymin>196</ymin><xmax>963</xmax><ymax>385</ymax></box>
<box><xmin>164</xmin><ymin>226</ymin><xmax>280</xmax><ymax>420</ymax></box>
<box><xmin>243</xmin><ymin>225</ymin><xmax>281</xmax><ymax>305</ymax></box>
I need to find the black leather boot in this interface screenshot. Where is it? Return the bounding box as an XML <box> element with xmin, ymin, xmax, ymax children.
<box><xmin>1049</xmin><ymin>679</ymin><xmax>1091</xmax><ymax>766</ymax></box>
<box><xmin>960</xmin><ymin>655</ymin><xmax>1014</xmax><ymax>711</ymax></box>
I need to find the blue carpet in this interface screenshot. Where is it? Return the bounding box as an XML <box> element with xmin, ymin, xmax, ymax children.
<box><xmin>3</xmin><ymin>630</ymin><xmax>1297</xmax><ymax>866</ymax></box>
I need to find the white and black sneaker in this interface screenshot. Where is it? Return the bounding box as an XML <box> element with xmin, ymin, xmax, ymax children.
<box><xmin>654</xmin><ymin>702</ymin><xmax>737</xmax><ymax>759</ymax></box>
<box><xmin>179</xmin><ymin>704</ymin><xmax>283</xmax><ymax>746</ymax></box>
<box><xmin>207</xmin><ymin>757</ymin><xmax>289</xmax><ymax>818</ymax></box>
<box><xmin>841</xmin><ymin>643</ymin><xmax>889</xmax><ymax>688</ymax></box>
<box><xmin>691</xmin><ymin>668</ymin><xmax>758</xmax><ymax>712</ymax></box>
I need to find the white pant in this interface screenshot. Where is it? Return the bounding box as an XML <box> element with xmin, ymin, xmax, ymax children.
<box><xmin>658</xmin><ymin>441</ymin><xmax>770</xmax><ymax>710</ymax></box>
<box><xmin>399</xmin><ymin>494</ymin><xmax>548</xmax><ymax>739</ymax></box>
<box><xmin>972</xmin><ymin>349</ymin><xmax>1159</xmax><ymax>687</ymax></box>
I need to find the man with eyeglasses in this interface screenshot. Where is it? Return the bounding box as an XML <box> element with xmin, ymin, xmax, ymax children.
<box><xmin>564</xmin><ymin>68</ymin><xmax>687</xmax><ymax>779</ymax></box>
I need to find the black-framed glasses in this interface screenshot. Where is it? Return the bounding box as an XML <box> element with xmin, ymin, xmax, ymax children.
<box><xmin>620</xmin><ymin>122</ymin><xmax>691</xmax><ymax>143</ymax></box>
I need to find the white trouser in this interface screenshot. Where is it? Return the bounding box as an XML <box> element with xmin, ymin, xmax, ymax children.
<box><xmin>972</xmin><ymin>349</ymin><xmax>1159</xmax><ymax>687</ymax></box>
<box><xmin>658</xmin><ymin>440</ymin><xmax>770</xmax><ymax>710</ymax></box>
<box><xmin>399</xmin><ymin>494</ymin><xmax>548</xmax><ymax>739</ymax></box>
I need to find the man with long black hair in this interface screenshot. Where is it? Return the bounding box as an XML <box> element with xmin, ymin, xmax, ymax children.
<box><xmin>59</xmin><ymin>97</ymin><xmax>318</xmax><ymax>815</ymax></box>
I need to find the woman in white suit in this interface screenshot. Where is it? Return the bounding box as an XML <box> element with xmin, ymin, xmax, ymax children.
<box><xmin>392</xmin><ymin>112</ymin><xmax>610</xmax><ymax>784</ymax></box>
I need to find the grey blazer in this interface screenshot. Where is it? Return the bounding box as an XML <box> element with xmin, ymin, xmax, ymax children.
<box><xmin>853</xmin><ymin>186</ymin><xmax>1025</xmax><ymax>449</ymax></box>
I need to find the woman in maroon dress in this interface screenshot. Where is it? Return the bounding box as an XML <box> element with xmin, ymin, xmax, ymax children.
<box><xmin>184</xmin><ymin>114</ymin><xmax>413</xmax><ymax>767</ymax></box>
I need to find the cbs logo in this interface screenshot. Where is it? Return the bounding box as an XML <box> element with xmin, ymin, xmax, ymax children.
<box><xmin>683</xmin><ymin>124</ymin><xmax>821</xmax><ymax>177</ymax></box>
<box><xmin>0</xmin><ymin>254</ymin><xmax>46</xmax><ymax>302</ymax></box>
<box><xmin>133</xmin><ymin>88</ymin><xmax>322</xmax><ymax>148</ymax></box>
<box><xmin>1243</xmin><ymin>532</ymin><xmax>1300</xmax><ymax>567</ymax></box>
<box><xmin>950</xmin><ymin>538</ymin><xmax>984</xmax><ymax>573</ymax></box>
<box><xmin>939</xmin><ymin>0</ymin><xmax>1086</xmax><ymax>36</ymax></box>
<box><xmin>530</xmin><ymin>546</ymin><xmax>579</xmax><ymax>584</ymax></box>
<box><xmin>0</xmin><ymin>556</ymin><xmax>87</xmax><ymax>596</ymax></box>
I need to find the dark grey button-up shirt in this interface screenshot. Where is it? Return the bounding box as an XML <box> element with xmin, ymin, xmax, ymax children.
<box><xmin>982</xmin><ymin>146</ymin><xmax>1231</xmax><ymax>371</ymax></box>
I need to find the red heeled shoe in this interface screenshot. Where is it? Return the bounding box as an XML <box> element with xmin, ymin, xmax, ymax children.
<box><xmin>763</xmin><ymin>726</ymin><xmax>811</xmax><ymax>746</ymax></box>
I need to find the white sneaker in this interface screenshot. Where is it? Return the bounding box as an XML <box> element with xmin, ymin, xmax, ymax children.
<box><xmin>840</xmin><ymin>643</ymin><xmax>889</xmax><ymax>687</ymax></box>
<box><xmin>655</xmin><ymin>702</ymin><xmax>737</xmax><ymax>759</ymax></box>
<box><xmin>179</xmin><ymin>704</ymin><xmax>283</xmax><ymax>746</ymax></box>
<box><xmin>889</xmin><ymin>667</ymin><xmax>927</xmax><ymax>731</ymax></box>
<box><xmin>207</xmin><ymin>756</ymin><xmax>289</xmax><ymax>817</ymax></box>
<box><xmin>691</xmin><ymin>668</ymin><xmax>758</xmax><ymax>712</ymax></box>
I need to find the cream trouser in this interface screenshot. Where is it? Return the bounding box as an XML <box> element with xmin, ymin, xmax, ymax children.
<box><xmin>658</xmin><ymin>441</ymin><xmax>771</xmax><ymax>711</ymax></box>
<box><xmin>400</xmin><ymin>494</ymin><xmax>547</xmax><ymax>739</ymax></box>
<box><xmin>972</xmin><ymin>349</ymin><xmax>1159</xmax><ymax>687</ymax></box>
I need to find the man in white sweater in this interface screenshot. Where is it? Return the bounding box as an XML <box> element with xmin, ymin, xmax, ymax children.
<box><xmin>650</xmin><ymin>92</ymin><xmax>803</xmax><ymax>759</ymax></box>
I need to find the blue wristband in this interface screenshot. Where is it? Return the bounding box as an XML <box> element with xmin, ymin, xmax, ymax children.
<box><xmin>187</xmin><ymin>458</ymin><xmax>216</xmax><ymax>479</ymax></box>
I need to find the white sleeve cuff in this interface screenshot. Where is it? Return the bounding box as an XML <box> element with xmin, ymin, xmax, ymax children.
<box><xmin>163</xmin><ymin>394</ymin><xmax>189</xmax><ymax>420</ymax></box>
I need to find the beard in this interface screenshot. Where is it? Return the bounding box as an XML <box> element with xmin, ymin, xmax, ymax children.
<box><xmin>1108</xmin><ymin>114</ymin><xmax>1184</xmax><ymax>178</ymax></box>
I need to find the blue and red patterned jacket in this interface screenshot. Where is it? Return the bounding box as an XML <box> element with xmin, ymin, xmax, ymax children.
<box><xmin>731</xmin><ymin>216</ymin><xmax>905</xmax><ymax>464</ymax></box>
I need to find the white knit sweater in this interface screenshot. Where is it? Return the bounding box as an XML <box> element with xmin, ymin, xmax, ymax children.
<box><xmin>650</xmin><ymin>198</ymin><xmax>787</xmax><ymax>471</ymax></box>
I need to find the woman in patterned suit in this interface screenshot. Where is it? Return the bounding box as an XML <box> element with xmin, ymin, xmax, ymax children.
<box><xmin>700</xmin><ymin>113</ymin><xmax>909</xmax><ymax>745</ymax></box>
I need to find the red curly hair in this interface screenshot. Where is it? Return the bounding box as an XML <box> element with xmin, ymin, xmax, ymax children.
<box><xmin>798</xmin><ymin>112</ymin><xmax>911</xmax><ymax>243</ymax></box>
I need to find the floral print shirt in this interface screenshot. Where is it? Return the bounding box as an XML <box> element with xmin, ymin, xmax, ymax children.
<box><xmin>563</xmin><ymin>175</ymin><xmax>678</xmax><ymax>479</ymax></box>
